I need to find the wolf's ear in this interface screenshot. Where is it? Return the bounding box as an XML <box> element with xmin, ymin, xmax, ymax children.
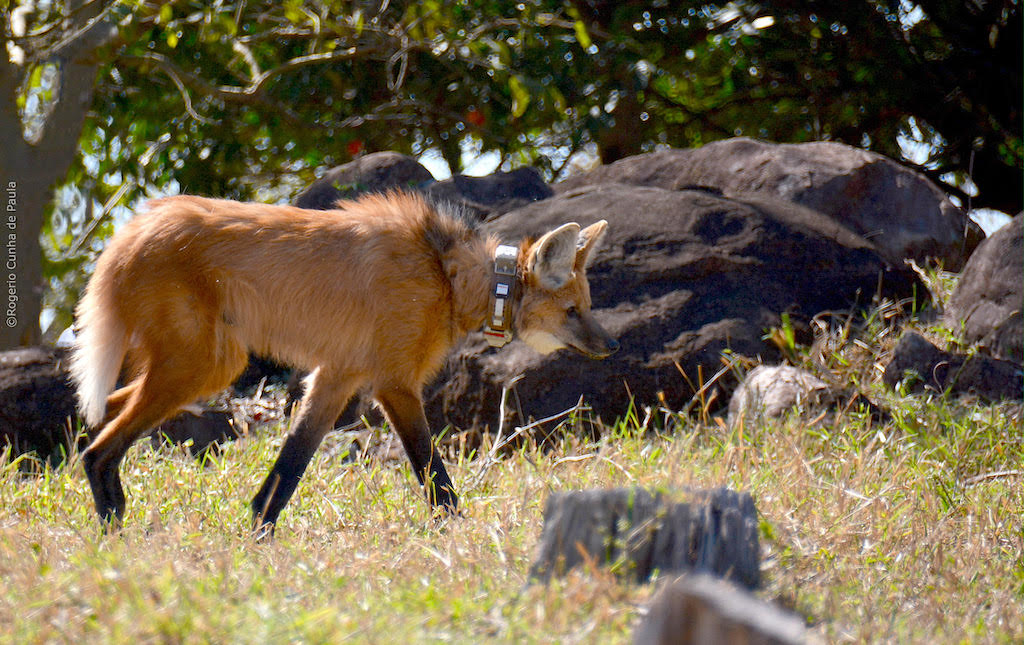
<box><xmin>529</xmin><ymin>222</ymin><xmax>581</xmax><ymax>290</ymax></box>
<box><xmin>575</xmin><ymin>220</ymin><xmax>608</xmax><ymax>270</ymax></box>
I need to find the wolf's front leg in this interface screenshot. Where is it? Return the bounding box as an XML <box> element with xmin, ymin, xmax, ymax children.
<box><xmin>375</xmin><ymin>386</ymin><xmax>459</xmax><ymax>514</ymax></box>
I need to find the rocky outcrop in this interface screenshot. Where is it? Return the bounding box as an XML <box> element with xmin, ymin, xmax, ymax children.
<box><xmin>883</xmin><ymin>331</ymin><xmax>1023</xmax><ymax>401</ymax></box>
<box><xmin>0</xmin><ymin>347</ymin><xmax>78</xmax><ymax>463</ymax></box>
<box><xmin>425</xmin><ymin>183</ymin><xmax>924</xmax><ymax>430</ymax></box>
<box><xmin>557</xmin><ymin>137</ymin><xmax>983</xmax><ymax>270</ymax></box>
<box><xmin>0</xmin><ymin>347</ymin><xmax>244</xmax><ymax>463</ymax></box>
<box><xmin>945</xmin><ymin>215</ymin><xmax>1022</xmax><ymax>364</ymax></box>
<box><xmin>6</xmin><ymin>141</ymin><xmax>978</xmax><ymax>463</ymax></box>
<box><xmin>293</xmin><ymin>152</ymin><xmax>434</xmax><ymax>210</ymax></box>
<box><xmin>425</xmin><ymin>166</ymin><xmax>553</xmax><ymax>218</ymax></box>
<box><xmin>293</xmin><ymin>151</ymin><xmax>552</xmax><ymax>219</ymax></box>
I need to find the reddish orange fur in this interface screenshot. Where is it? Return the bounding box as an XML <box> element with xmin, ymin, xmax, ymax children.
<box><xmin>70</xmin><ymin>191</ymin><xmax>616</xmax><ymax>528</ymax></box>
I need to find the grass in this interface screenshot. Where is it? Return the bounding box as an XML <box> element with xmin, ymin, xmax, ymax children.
<box><xmin>1</xmin><ymin>276</ymin><xmax>1022</xmax><ymax>643</ymax></box>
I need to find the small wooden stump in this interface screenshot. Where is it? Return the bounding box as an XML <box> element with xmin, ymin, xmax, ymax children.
<box><xmin>633</xmin><ymin>574</ymin><xmax>807</xmax><ymax>645</ymax></box>
<box><xmin>529</xmin><ymin>487</ymin><xmax>760</xmax><ymax>589</ymax></box>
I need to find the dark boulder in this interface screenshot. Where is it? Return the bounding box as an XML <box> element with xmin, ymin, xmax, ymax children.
<box><xmin>424</xmin><ymin>166</ymin><xmax>553</xmax><ymax>219</ymax></box>
<box><xmin>944</xmin><ymin>214</ymin><xmax>1023</xmax><ymax>364</ymax></box>
<box><xmin>293</xmin><ymin>151</ymin><xmax>553</xmax><ymax>220</ymax></box>
<box><xmin>883</xmin><ymin>331</ymin><xmax>1023</xmax><ymax>401</ymax></box>
<box><xmin>232</xmin><ymin>355</ymin><xmax>293</xmax><ymax>393</ymax></box>
<box><xmin>0</xmin><ymin>347</ymin><xmax>79</xmax><ymax>463</ymax></box>
<box><xmin>150</xmin><ymin>409</ymin><xmax>240</xmax><ymax>458</ymax></box>
<box><xmin>293</xmin><ymin>152</ymin><xmax>435</xmax><ymax>210</ymax></box>
<box><xmin>425</xmin><ymin>183</ymin><xmax>925</xmax><ymax>430</ymax></box>
<box><xmin>557</xmin><ymin>137</ymin><xmax>983</xmax><ymax>270</ymax></box>
<box><xmin>0</xmin><ymin>347</ymin><xmax>247</xmax><ymax>463</ymax></box>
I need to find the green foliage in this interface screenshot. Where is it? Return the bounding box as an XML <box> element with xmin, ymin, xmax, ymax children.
<box><xmin>566</xmin><ymin>1</ymin><xmax>1021</xmax><ymax>212</ymax></box>
<box><xmin>59</xmin><ymin>1</ymin><xmax>1023</xmax><ymax>208</ymax></box>
<box><xmin>14</xmin><ymin>0</ymin><xmax>1022</xmax><ymax>330</ymax></box>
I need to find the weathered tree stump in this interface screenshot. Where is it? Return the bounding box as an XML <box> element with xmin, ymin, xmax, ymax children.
<box><xmin>633</xmin><ymin>574</ymin><xmax>807</xmax><ymax>645</ymax></box>
<box><xmin>529</xmin><ymin>487</ymin><xmax>761</xmax><ymax>589</ymax></box>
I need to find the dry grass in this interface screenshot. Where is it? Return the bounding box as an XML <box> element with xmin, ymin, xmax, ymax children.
<box><xmin>1</xmin><ymin>283</ymin><xmax>1022</xmax><ymax>643</ymax></box>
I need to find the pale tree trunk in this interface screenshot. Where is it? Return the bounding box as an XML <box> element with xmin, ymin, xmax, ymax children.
<box><xmin>0</xmin><ymin>3</ymin><xmax>110</xmax><ymax>348</ymax></box>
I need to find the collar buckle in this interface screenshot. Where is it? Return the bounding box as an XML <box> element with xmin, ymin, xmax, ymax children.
<box><xmin>483</xmin><ymin>244</ymin><xmax>519</xmax><ymax>347</ymax></box>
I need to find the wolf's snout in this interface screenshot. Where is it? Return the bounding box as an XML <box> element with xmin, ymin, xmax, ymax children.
<box><xmin>590</xmin><ymin>336</ymin><xmax>619</xmax><ymax>358</ymax></box>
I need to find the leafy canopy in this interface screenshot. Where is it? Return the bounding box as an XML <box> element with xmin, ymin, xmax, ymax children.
<box><xmin>15</xmin><ymin>0</ymin><xmax>1020</xmax><ymax>331</ymax></box>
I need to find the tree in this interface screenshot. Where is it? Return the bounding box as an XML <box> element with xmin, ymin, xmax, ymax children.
<box><xmin>2</xmin><ymin>0</ymin><xmax>1021</xmax><ymax>348</ymax></box>
<box><xmin>566</xmin><ymin>0</ymin><xmax>1022</xmax><ymax>212</ymax></box>
<box><xmin>1</xmin><ymin>0</ymin><xmax>114</xmax><ymax>346</ymax></box>
<box><xmin>5</xmin><ymin>0</ymin><xmax>600</xmax><ymax>346</ymax></box>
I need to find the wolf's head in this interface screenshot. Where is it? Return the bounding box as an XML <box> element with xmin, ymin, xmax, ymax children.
<box><xmin>514</xmin><ymin>220</ymin><xmax>619</xmax><ymax>359</ymax></box>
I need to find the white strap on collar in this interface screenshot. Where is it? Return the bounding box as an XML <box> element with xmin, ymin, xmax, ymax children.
<box><xmin>482</xmin><ymin>245</ymin><xmax>519</xmax><ymax>347</ymax></box>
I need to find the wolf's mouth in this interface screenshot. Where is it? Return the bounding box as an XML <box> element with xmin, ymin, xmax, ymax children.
<box><xmin>567</xmin><ymin>339</ymin><xmax>620</xmax><ymax>359</ymax></box>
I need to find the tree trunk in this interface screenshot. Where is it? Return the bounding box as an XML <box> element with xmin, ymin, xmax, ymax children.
<box><xmin>0</xmin><ymin>2</ymin><xmax>106</xmax><ymax>349</ymax></box>
<box><xmin>1</xmin><ymin>169</ymin><xmax>45</xmax><ymax>347</ymax></box>
<box><xmin>0</xmin><ymin>61</ymin><xmax>98</xmax><ymax>348</ymax></box>
<box><xmin>595</xmin><ymin>62</ymin><xmax>645</xmax><ymax>165</ymax></box>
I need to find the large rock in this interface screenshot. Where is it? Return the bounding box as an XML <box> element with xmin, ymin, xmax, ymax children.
<box><xmin>557</xmin><ymin>137</ymin><xmax>983</xmax><ymax>270</ymax></box>
<box><xmin>424</xmin><ymin>167</ymin><xmax>553</xmax><ymax>218</ymax></box>
<box><xmin>293</xmin><ymin>152</ymin><xmax>435</xmax><ymax>210</ymax></box>
<box><xmin>883</xmin><ymin>331</ymin><xmax>1023</xmax><ymax>401</ymax></box>
<box><xmin>944</xmin><ymin>215</ymin><xmax>1023</xmax><ymax>364</ymax></box>
<box><xmin>0</xmin><ymin>347</ymin><xmax>78</xmax><ymax>463</ymax></box>
<box><xmin>150</xmin><ymin>409</ymin><xmax>240</xmax><ymax>458</ymax></box>
<box><xmin>0</xmin><ymin>347</ymin><xmax>246</xmax><ymax>464</ymax></box>
<box><xmin>425</xmin><ymin>183</ymin><xmax>924</xmax><ymax>430</ymax></box>
<box><xmin>293</xmin><ymin>151</ymin><xmax>552</xmax><ymax>219</ymax></box>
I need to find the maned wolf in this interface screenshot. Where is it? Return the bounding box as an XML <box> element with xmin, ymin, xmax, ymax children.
<box><xmin>70</xmin><ymin>191</ymin><xmax>618</xmax><ymax>531</ymax></box>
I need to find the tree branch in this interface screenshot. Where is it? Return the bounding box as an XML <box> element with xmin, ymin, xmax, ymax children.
<box><xmin>160</xmin><ymin>58</ymin><xmax>214</xmax><ymax>124</ymax></box>
<box><xmin>123</xmin><ymin>46</ymin><xmax>384</xmax><ymax>105</ymax></box>
<box><xmin>231</xmin><ymin>40</ymin><xmax>262</xmax><ymax>80</ymax></box>
<box><xmin>31</xmin><ymin>0</ymin><xmax>121</xmax><ymax>65</ymax></box>
<box><xmin>7</xmin><ymin>0</ymin><xmax>108</xmax><ymax>50</ymax></box>
<box><xmin>29</xmin><ymin>0</ymin><xmax>106</xmax><ymax>172</ymax></box>
<box><xmin>0</xmin><ymin>57</ymin><xmax>28</xmax><ymax>158</ymax></box>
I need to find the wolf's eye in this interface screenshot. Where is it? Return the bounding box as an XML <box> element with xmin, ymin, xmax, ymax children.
<box><xmin>566</xmin><ymin>306</ymin><xmax>579</xmax><ymax>318</ymax></box>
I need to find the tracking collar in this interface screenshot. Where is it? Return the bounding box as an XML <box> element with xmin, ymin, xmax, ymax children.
<box><xmin>482</xmin><ymin>244</ymin><xmax>519</xmax><ymax>347</ymax></box>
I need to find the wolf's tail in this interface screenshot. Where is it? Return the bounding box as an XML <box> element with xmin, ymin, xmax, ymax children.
<box><xmin>68</xmin><ymin>277</ymin><xmax>127</xmax><ymax>428</ymax></box>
